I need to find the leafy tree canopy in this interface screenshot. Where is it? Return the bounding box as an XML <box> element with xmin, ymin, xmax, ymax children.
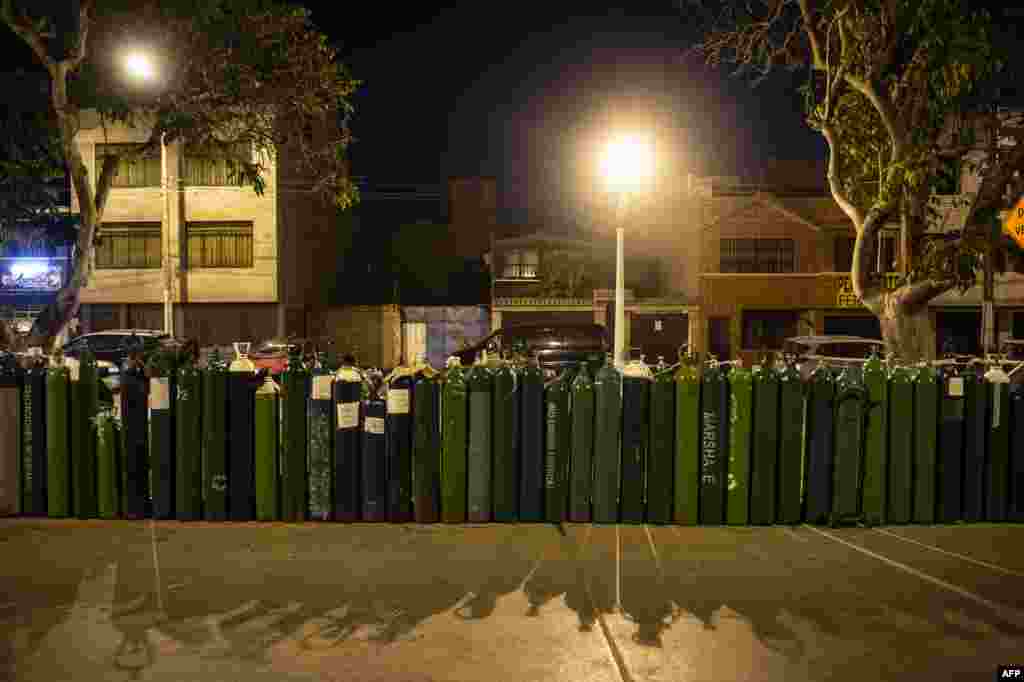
<box><xmin>684</xmin><ymin>0</ymin><xmax>1024</xmax><ymax>360</ymax></box>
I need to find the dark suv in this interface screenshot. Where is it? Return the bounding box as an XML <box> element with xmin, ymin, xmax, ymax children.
<box><xmin>62</xmin><ymin>329</ymin><xmax>175</xmax><ymax>368</ymax></box>
<box><xmin>455</xmin><ymin>323</ymin><xmax>609</xmax><ymax>377</ymax></box>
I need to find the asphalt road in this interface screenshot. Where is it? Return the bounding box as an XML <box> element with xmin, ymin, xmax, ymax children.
<box><xmin>1</xmin><ymin>519</ymin><xmax>1023</xmax><ymax>681</ymax></box>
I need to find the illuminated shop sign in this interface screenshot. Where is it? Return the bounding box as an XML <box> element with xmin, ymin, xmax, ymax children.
<box><xmin>0</xmin><ymin>259</ymin><xmax>64</xmax><ymax>291</ymax></box>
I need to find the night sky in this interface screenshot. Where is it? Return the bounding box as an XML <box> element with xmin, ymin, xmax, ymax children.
<box><xmin>327</xmin><ymin>0</ymin><xmax>825</xmax><ymax>210</ymax></box>
<box><xmin>6</xmin><ymin>0</ymin><xmax>1022</xmax><ymax>218</ymax></box>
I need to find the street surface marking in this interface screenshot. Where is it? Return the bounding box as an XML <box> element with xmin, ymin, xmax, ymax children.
<box><xmin>803</xmin><ymin>524</ymin><xmax>1024</xmax><ymax>629</ymax></box>
<box><xmin>148</xmin><ymin>520</ymin><xmax>165</xmax><ymax>614</ymax></box>
<box><xmin>780</xmin><ymin>527</ymin><xmax>809</xmax><ymax>543</ymax></box>
<box><xmin>872</xmin><ymin>527</ymin><xmax>1024</xmax><ymax>579</ymax></box>
<box><xmin>581</xmin><ymin>524</ymin><xmax>630</xmax><ymax>682</ymax></box>
<box><xmin>615</xmin><ymin>524</ymin><xmax>622</xmax><ymax>614</ymax></box>
<box><xmin>643</xmin><ymin>525</ymin><xmax>663</xmax><ymax>574</ymax></box>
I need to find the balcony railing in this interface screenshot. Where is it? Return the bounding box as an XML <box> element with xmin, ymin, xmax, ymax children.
<box><xmin>499</xmin><ymin>263</ymin><xmax>539</xmax><ymax>279</ymax></box>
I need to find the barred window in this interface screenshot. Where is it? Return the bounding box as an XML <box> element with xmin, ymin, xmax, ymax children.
<box><xmin>182</xmin><ymin>142</ymin><xmax>250</xmax><ymax>187</ymax></box>
<box><xmin>834</xmin><ymin>236</ymin><xmax>855</xmax><ymax>271</ymax></box>
<box><xmin>501</xmin><ymin>249</ymin><xmax>539</xmax><ymax>279</ymax></box>
<box><xmin>96</xmin><ymin>222</ymin><xmax>162</xmax><ymax>269</ymax></box>
<box><xmin>96</xmin><ymin>143</ymin><xmax>161</xmax><ymax>188</ymax></box>
<box><xmin>720</xmin><ymin>238</ymin><xmax>795</xmax><ymax>273</ymax></box>
<box><xmin>186</xmin><ymin>221</ymin><xmax>253</xmax><ymax>268</ymax></box>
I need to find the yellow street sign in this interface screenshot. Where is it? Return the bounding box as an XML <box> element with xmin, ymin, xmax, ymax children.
<box><xmin>1003</xmin><ymin>196</ymin><xmax>1024</xmax><ymax>248</ymax></box>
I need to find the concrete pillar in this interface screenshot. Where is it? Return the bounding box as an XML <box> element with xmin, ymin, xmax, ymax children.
<box><xmin>174</xmin><ymin>305</ymin><xmax>185</xmax><ymax>340</ymax></box>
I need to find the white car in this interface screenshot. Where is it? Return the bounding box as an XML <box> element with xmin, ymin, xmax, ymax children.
<box><xmin>782</xmin><ymin>335</ymin><xmax>887</xmax><ymax>380</ymax></box>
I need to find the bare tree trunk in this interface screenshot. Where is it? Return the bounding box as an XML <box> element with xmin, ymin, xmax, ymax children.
<box><xmin>875</xmin><ymin>289</ymin><xmax>936</xmax><ymax>363</ymax></box>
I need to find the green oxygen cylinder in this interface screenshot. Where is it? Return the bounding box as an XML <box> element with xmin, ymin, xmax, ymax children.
<box><xmin>726</xmin><ymin>360</ymin><xmax>753</xmax><ymax>525</ymax></box>
<box><xmin>519</xmin><ymin>354</ymin><xmax>546</xmax><ymax>521</ymax></box>
<box><xmin>961</xmin><ymin>365</ymin><xmax>986</xmax><ymax>522</ymax></box>
<box><xmin>673</xmin><ymin>352</ymin><xmax>702</xmax><ymax>525</ymax></box>
<box><xmin>984</xmin><ymin>364</ymin><xmax>1011</xmax><ymax>521</ymax></box>
<box><xmin>202</xmin><ymin>349</ymin><xmax>229</xmax><ymax>521</ymax></box>
<box><xmin>175</xmin><ymin>363</ymin><xmax>203</xmax><ymax>521</ymax></box>
<box><xmin>804</xmin><ymin>365</ymin><xmax>836</xmax><ymax>525</ymax></box>
<box><xmin>776</xmin><ymin>357</ymin><xmax>804</xmax><ymax>525</ymax></box>
<box><xmin>72</xmin><ymin>351</ymin><xmax>99</xmax><ymax>519</ymax></box>
<box><xmin>569</xmin><ymin>365</ymin><xmax>595</xmax><ymax>523</ymax></box>
<box><xmin>441</xmin><ymin>357</ymin><xmax>469</xmax><ymax>523</ymax></box>
<box><xmin>96</xmin><ymin>405</ymin><xmax>120</xmax><ymax>519</ymax></box>
<box><xmin>491</xmin><ymin>358</ymin><xmax>519</xmax><ymax>522</ymax></box>
<box><xmin>412</xmin><ymin>363</ymin><xmax>441</xmax><ymax>523</ymax></box>
<box><xmin>887</xmin><ymin>364</ymin><xmax>914</xmax><ymax>524</ymax></box>
<box><xmin>466</xmin><ymin>358</ymin><xmax>494</xmax><ymax>523</ymax></box>
<box><xmin>46</xmin><ymin>362</ymin><xmax>70</xmax><ymax>518</ymax></box>
<box><xmin>699</xmin><ymin>358</ymin><xmax>728</xmax><ymax>525</ymax></box>
<box><xmin>0</xmin><ymin>355</ymin><xmax>19</xmax><ymax>517</ymax></box>
<box><xmin>280</xmin><ymin>347</ymin><xmax>309</xmax><ymax>522</ymax></box>
<box><xmin>620</xmin><ymin>357</ymin><xmax>652</xmax><ymax>524</ymax></box>
<box><xmin>544</xmin><ymin>368</ymin><xmax>572</xmax><ymax>523</ymax></box>
<box><xmin>912</xmin><ymin>365</ymin><xmax>939</xmax><ymax>523</ymax></box>
<box><xmin>832</xmin><ymin>364</ymin><xmax>867</xmax><ymax>523</ymax></box>
<box><xmin>750</xmin><ymin>355</ymin><xmax>780</xmax><ymax>525</ymax></box>
<box><xmin>647</xmin><ymin>357</ymin><xmax>675</xmax><ymax>525</ymax></box>
<box><xmin>254</xmin><ymin>374</ymin><xmax>281</xmax><ymax>521</ymax></box>
<box><xmin>592</xmin><ymin>354</ymin><xmax>622</xmax><ymax>524</ymax></box>
<box><xmin>861</xmin><ymin>348</ymin><xmax>888</xmax><ymax>526</ymax></box>
<box><xmin>309</xmin><ymin>355</ymin><xmax>335</xmax><ymax>521</ymax></box>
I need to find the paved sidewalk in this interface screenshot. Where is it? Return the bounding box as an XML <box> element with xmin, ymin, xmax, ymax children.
<box><xmin>1</xmin><ymin>519</ymin><xmax>1023</xmax><ymax>681</ymax></box>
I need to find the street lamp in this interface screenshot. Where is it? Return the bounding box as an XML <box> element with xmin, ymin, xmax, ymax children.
<box><xmin>123</xmin><ymin>51</ymin><xmax>173</xmax><ymax>337</ymax></box>
<box><xmin>600</xmin><ymin>133</ymin><xmax>653</xmax><ymax>368</ymax></box>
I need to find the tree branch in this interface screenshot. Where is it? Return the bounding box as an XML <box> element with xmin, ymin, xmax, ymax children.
<box><xmin>821</xmin><ymin>123</ymin><xmax>864</xmax><ymax>226</ymax></box>
<box><xmin>899</xmin><ymin>277</ymin><xmax>957</xmax><ymax>311</ymax></box>
<box><xmin>0</xmin><ymin>1</ymin><xmax>55</xmax><ymax>71</ymax></box>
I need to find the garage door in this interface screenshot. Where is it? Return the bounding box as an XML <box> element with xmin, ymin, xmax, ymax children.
<box><xmin>630</xmin><ymin>313</ymin><xmax>688</xmax><ymax>364</ymax></box>
<box><xmin>935</xmin><ymin>310</ymin><xmax>981</xmax><ymax>356</ymax></box>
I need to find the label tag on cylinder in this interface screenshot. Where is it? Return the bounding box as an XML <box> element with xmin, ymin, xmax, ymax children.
<box><xmin>365</xmin><ymin>416</ymin><xmax>385</xmax><ymax>434</ymax></box>
<box><xmin>312</xmin><ymin>376</ymin><xmax>333</xmax><ymax>401</ymax></box>
<box><xmin>387</xmin><ymin>389</ymin><xmax>410</xmax><ymax>414</ymax></box>
<box><xmin>948</xmin><ymin>377</ymin><xmax>964</xmax><ymax>397</ymax></box>
<box><xmin>150</xmin><ymin>378</ymin><xmax>170</xmax><ymax>410</ymax></box>
<box><xmin>337</xmin><ymin>402</ymin><xmax>359</xmax><ymax>429</ymax></box>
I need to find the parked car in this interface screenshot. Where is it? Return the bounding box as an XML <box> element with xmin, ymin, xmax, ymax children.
<box><xmin>61</xmin><ymin>329</ymin><xmax>179</xmax><ymax>371</ymax></box>
<box><xmin>454</xmin><ymin>323</ymin><xmax>609</xmax><ymax>378</ymax></box>
<box><xmin>782</xmin><ymin>335</ymin><xmax>887</xmax><ymax>379</ymax></box>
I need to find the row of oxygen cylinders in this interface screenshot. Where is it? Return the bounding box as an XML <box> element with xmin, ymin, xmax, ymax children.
<box><xmin>7</xmin><ymin>347</ymin><xmax>1024</xmax><ymax>525</ymax></box>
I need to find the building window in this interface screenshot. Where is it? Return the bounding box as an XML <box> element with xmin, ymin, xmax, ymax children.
<box><xmin>182</xmin><ymin>142</ymin><xmax>250</xmax><ymax>187</ymax></box>
<box><xmin>834</xmin><ymin>235</ymin><xmax>855</xmax><ymax>271</ymax></box>
<box><xmin>720</xmin><ymin>238</ymin><xmax>795</xmax><ymax>273</ymax></box>
<box><xmin>501</xmin><ymin>249</ymin><xmax>539</xmax><ymax>279</ymax></box>
<box><xmin>96</xmin><ymin>222</ymin><xmax>162</xmax><ymax>269</ymax></box>
<box><xmin>742</xmin><ymin>310</ymin><xmax>799</xmax><ymax>350</ymax></box>
<box><xmin>95</xmin><ymin>143</ymin><xmax>161</xmax><ymax>188</ymax></box>
<box><xmin>186</xmin><ymin>221</ymin><xmax>253</xmax><ymax>268</ymax></box>
<box><xmin>935</xmin><ymin>158</ymin><xmax>961</xmax><ymax>195</ymax></box>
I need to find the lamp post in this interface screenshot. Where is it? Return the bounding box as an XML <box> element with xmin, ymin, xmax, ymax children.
<box><xmin>124</xmin><ymin>51</ymin><xmax>173</xmax><ymax>337</ymax></box>
<box><xmin>601</xmin><ymin>134</ymin><xmax>652</xmax><ymax>368</ymax></box>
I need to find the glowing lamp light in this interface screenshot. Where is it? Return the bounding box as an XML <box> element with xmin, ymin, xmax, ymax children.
<box><xmin>10</xmin><ymin>260</ymin><xmax>50</xmax><ymax>278</ymax></box>
<box><xmin>124</xmin><ymin>52</ymin><xmax>157</xmax><ymax>81</ymax></box>
<box><xmin>600</xmin><ymin>134</ymin><xmax>654</xmax><ymax>193</ymax></box>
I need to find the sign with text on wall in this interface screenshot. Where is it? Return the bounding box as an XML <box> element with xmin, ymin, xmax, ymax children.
<box><xmin>1004</xmin><ymin>196</ymin><xmax>1024</xmax><ymax>249</ymax></box>
<box><xmin>836</xmin><ymin>277</ymin><xmax>861</xmax><ymax>308</ymax></box>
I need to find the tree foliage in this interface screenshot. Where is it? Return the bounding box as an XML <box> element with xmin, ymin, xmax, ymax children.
<box><xmin>686</xmin><ymin>0</ymin><xmax>1024</xmax><ymax>360</ymax></box>
<box><xmin>0</xmin><ymin>0</ymin><xmax>359</xmax><ymax>351</ymax></box>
